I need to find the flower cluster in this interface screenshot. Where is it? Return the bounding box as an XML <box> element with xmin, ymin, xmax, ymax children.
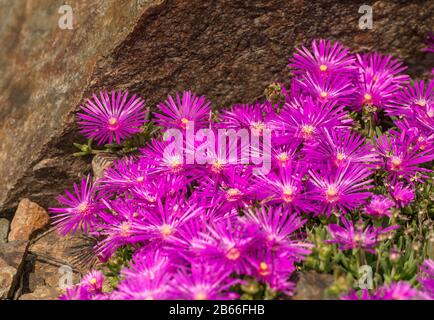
<box><xmin>54</xmin><ymin>38</ymin><xmax>434</xmax><ymax>300</ymax></box>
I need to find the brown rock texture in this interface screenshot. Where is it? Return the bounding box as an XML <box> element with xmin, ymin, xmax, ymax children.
<box><xmin>0</xmin><ymin>0</ymin><xmax>433</xmax><ymax>213</ymax></box>
<box><xmin>0</xmin><ymin>240</ymin><xmax>29</xmax><ymax>298</ymax></box>
<box><xmin>8</xmin><ymin>199</ymin><xmax>49</xmax><ymax>241</ymax></box>
<box><xmin>292</xmin><ymin>271</ymin><xmax>335</xmax><ymax>300</ymax></box>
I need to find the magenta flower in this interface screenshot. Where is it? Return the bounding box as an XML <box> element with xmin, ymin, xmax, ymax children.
<box><xmin>121</xmin><ymin>249</ymin><xmax>172</xmax><ymax>281</ymax></box>
<box><xmin>246</xmin><ymin>253</ymin><xmax>297</xmax><ymax>296</ymax></box>
<box><xmin>390</xmin><ymin>182</ymin><xmax>415</xmax><ymax>208</ymax></box>
<box><xmin>304</xmin><ymin>128</ymin><xmax>379</xmax><ymax>169</ymax></box>
<box><xmin>94</xmin><ymin>199</ymin><xmax>149</xmax><ymax>256</ymax></box>
<box><xmin>289</xmin><ymin>39</ymin><xmax>355</xmax><ymax>76</ymax></box>
<box><xmin>59</xmin><ymin>285</ymin><xmax>92</xmax><ymax>300</ymax></box>
<box><xmin>115</xmin><ymin>272</ymin><xmax>171</xmax><ymax>300</ymax></box>
<box><xmin>98</xmin><ymin>157</ymin><xmax>151</xmax><ymax>195</ymax></box>
<box><xmin>140</xmin><ymin>138</ymin><xmax>188</xmax><ymax>176</ymax></box>
<box><xmin>154</xmin><ymin>91</ymin><xmax>211</xmax><ymax>130</ymax></box>
<box><xmin>243</xmin><ymin>206</ymin><xmax>311</xmax><ymax>261</ymax></box>
<box><xmin>388</xmin><ymin>80</ymin><xmax>433</xmax><ymax>118</ymax></box>
<box><xmin>191</xmin><ymin>217</ymin><xmax>257</xmax><ymax>274</ymax></box>
<box><xmin>375</xmin><ymin>130</ymin><xmax>434</xmax><ymax>183</ymax></box>
<box><xmin>326</xmin><ymin>218</ymin><xmax>399</xmax><ymax>253</ymax></box>
<box><xmin>419</xmin><ymin>259</ymin><xmax>434</xmax><ymax>299</ymax></box>
<box><xmin>275</xmin><ymin>96</ymin><xmax>352</xmax><ymax>144</ymax></box>
<box><xmin>50</xmin><ymin>175</ymin><xmax>100</xmax><ymax>235</ymax></box>
<box><xmin>254</xmin><ymin>165</ymin><xmax>313</xmax><ymax>213</ymax></box>
<box><xmin>218</xmin><ymin>103</ymin><xmax>275</xmax><ymax>137</ymax></box>
<box><xmin>80</xmin><ymin>270</ymin><xmax>104</xmax><ymax>294</ymax></box>
<box><xmin>168</xmin><ymin>263</ymin><xmax>238</xmax><ymax>300</ymax></box>
<box><xmin>77</xmin><ymin>91</ymin><xmax>147</xmax><ymax>145</ymax></box>
<box><xmin>352</xmin><ymin>53</ymin><xmax>409</xmax><ymax>111</ymax></box>
<box><xmin>297</xmin><ymin>72</ymin><xmax>355</xmax><ymax>106</ymax></box>
<box><xmin>308</xmin><ymin>164</ymin><xmax>373</xmax><ymax>216</ymax></box>
<box><xmin>364</xmin><ymin>195</ymin><xmax>395</xmax><ymax>218</ymax></box>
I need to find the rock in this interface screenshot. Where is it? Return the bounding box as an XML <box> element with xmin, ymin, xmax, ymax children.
<box><xmin>19</xmin><ymin>285</ymin><xmax>59</xmax><ymax>300</ymax></box>
<box><xmin>0</xmin><ymin>240</ymin><xmax>29</xmax><ymax>269</ymax></box>
<box><xmin>0</xmin><ymin>240</ymin><xmax>29</xmax><ymax>299</ymax></box>
<box><xmin>8</xmin><ymin>199</ymin><xmax>49</xmax><ymax>241</ymax></box>
<box><xmin>292</xmin><ymin>271</ymin><xmax>335</xmax><ymax>300</ymax></box>
<box><xmin>0</xmin><ymin>218</ymin><xmax>9</xmax><ymax>243</ymax></box>
<box><xmin>26</xmin><ymin>231</ymin><xmax>90</xmax><ymax>295</ymax></box>
<box><xmin>0</xmin><ymin>0</ymin><xmax>433</xmax><ymax>211</ymax></box>
<box><xmin>0</xmin><ymin>266</ymin><xmax>17</xmax><ymax>299</ymax></box>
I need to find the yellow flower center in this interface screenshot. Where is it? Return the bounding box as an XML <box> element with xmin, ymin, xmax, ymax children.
<box><xmin>319</xmin><ymin>64</ymin><xmax>328</xmax><ymax>72</ymax></box>
<box><xmin>119</xmin><ymin>222</ymin><xmax>131</xmax><ymax>237</ymax></box>
<box><xmin>301</xmin><ymin>125</ymin><xmax>315</xmax><ymax>139</ymax></box>
<box><xmin>136</xmin><ymin>176</ymin><xmax>144</xmax><ymax>183</ymax></box>
<box><xmin>226</xmin><ymin>188</ymin><xmax>243</xmax><ymax>202</ymax></box>
<box><xmin>160</xmin><ymin>224</ymin><xmax>173</xmax><ymax>238</ymax></box>
<box><xmin>320</xmin><ymin>91</ymin><xmax>328</xmax><ymax>98</ymax></box>
<box><xmin>364</xmin><ymin>93</ymin><xmax>373</xmax><ymax>102</ymax></box>
<box><xmin>76</xmin><ymin>202</ymin><xmax>90</xmax><ymax>215</ymax></box>
<box><xmin>89</xmin><ymin>278</ymin><xmax>97</xmax><ymax>285</ymax></box>
<box><xmin>211</xmin><ymin>160</ymin><xmax>224</xmax><ymax>174</ymax></box>
<box><xmin>277</xmin><ymin>152</ymin><xmax>289</xmax><ymax>163</ymax></box>
<box><xmin>282</xmin><ymin>187</ymin><xmax>295</xmax><ymax>203</ymax></box>
<box><xmin>180</xmin><ymin>117</ymin><xmax>189</xmax><ymax>129</ymax></box>
<box><xmin>415</xmin><ymin>99</ymin><xmax>426</xmax><ymax>107</ymax></box>
<box><xmin>108</xmin><ymin>117</ymin><xmax>118</xmax><ymax>125</ymax></box>
<box><xmin>250</xmin><ymin>121</ymin><xmax>266</xmax><ymax>136</ymax></box>
<box><xmin>167</xmin><ymin>156</ymin><xmax>183</xmax><ymax>172</ymax></box>
<box><xmin>259</xmin><ymin>262</ymin><xmax>269</xmax><ymax>276</ymax></box>
<box><xmin>226</xmin><ymin>247</ymin><xmax>241</xmax><ymax>261</ymax></box>
<box><xmin>194</xmin><ymin>292</ymin><xmax>207</xmax><ymax>300</ymax></box>
<box><xmin>325</xmin><ymin>185</ymin><xmax>339</xmax><ymax>203</ymax></box>
<box><xmin>390</xmin><ymin>157</ymin><xmax>402</xmax><ymax>171</ymax></box>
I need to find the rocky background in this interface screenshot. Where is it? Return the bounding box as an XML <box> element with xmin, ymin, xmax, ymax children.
<box><xmin>0</xmin><ymin>0</ymin><xmax>433</xmax><ymax>300</ymax></box>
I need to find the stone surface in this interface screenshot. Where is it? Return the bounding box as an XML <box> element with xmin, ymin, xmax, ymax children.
<box><xmin>292</xmin><ymin>271</ymin><xmax>335</xmax><ymax>300</ymax></box>
<box><xmin>24</xmin><ymin>231</ymin><xmax>90</xmax><ymax>296</ymax></box>
<box><xmin>0</xmin><ymin>265</ymin><xmax>17</xmax><ymax>299</ymax></box>
<box><xmin>0</xmin><ymin>240</ymin><xmax>29</xmax><ymax>299</ymax></box>
<box><xmin>0</xmin><ymin>0</ymin><xmax>433</xmax><ymax>211</ymax></box>
<box><xmin>0</xmin><ymin>240</ymin><xmax>29</xmax><ymax>269</ymax></box>
<box><xmin>8</xmin><ymin>199</ymin><xmax>49</xmax><ymax>241</ymax></box>
<box><xmin>0</xmin><ymin>218</ymin><xmax>9</xmax><ymax>243</ymax></box>
<box><xmin>19</xmin><ymin>285</ymin><xmax>59</xmax><ymax>300</ymax></box>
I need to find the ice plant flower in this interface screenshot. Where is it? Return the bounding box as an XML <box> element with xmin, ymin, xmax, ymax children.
<box><xmin>168</xmin><ymin>263</ymin><xmax>238</xmax><ymax>300</ymax></box>
<box><xmin>326</xmin><ymin>218</ymin><xmax>399</xmax><ymax>253</ymax></box>
<box><xmin>80</xmin><ymin>270</ymin><xmax>104</xmax><ymax>294</ymax></box>
<box><xmin>304</xmin><ymin>128</ymin><xmax>379</xmax><ymax>169</ymax></box>
<box><xmin>254</xmin><ymin>165</ymin><xmax>313</xmax><ymax>213</ymax></box>
<box><xmin>275</xmin><ymin>96</ymin><xmax>351</xmax><ymax>144</ymax></box>
<box><xmin>364</xmin><ymin>195</ymin><xmax>395</xmax><ymax>218</ymax></box>
<box><xmin>77</xmin><ymin>91</ymin><xmax>147</xmax><ymax>145</ymax></box>
<box><xmin>375</xmin><ymin>129</ymin><xmax>434</xmax><ymax>183</ymax></box>
<box><xmin>154</xmin><ymin>91</ymin><xmax>211</xmax><ymax>130</ymax></box>
<box><xmin>390</xmin><ymin>182</ymin><xmax>415</xmax><ymax>208</ymax></box>
<box><xmin>243</xmin><ymin>206</ymin><xmax>311</xmax><ymax>261</ymax></box>
<box><xmin>419</xmin><ymin>259</ymin><xmax>434</xmax><ymax>299</ymax></box>
<box><xmin>297</xmin><ymin>72</ymin><xmax>355</xmax><ymax>106</ymax></box>
<box><xmin>289</xmin><ymin>39</ymin><xmax>355</xmax><ymax>76</ymax></box>
<box><xmin>388</xmin><ymin>80</ymin><xmax>433</xmax><ymax>118</ymax></box>
<box><xmin>308</xmin><ymin>164</ymin><xmax>373</xmax><ymax>216</ymax></box>
<box><xmin>218</xmin><ymin>103</ymin><xmax>275</xmax><ymax>137</ymax></box>
<box><xmin>50</xmin><ymin>175</ymin><xmax>100</xmax><ymax>235</ymax></box>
